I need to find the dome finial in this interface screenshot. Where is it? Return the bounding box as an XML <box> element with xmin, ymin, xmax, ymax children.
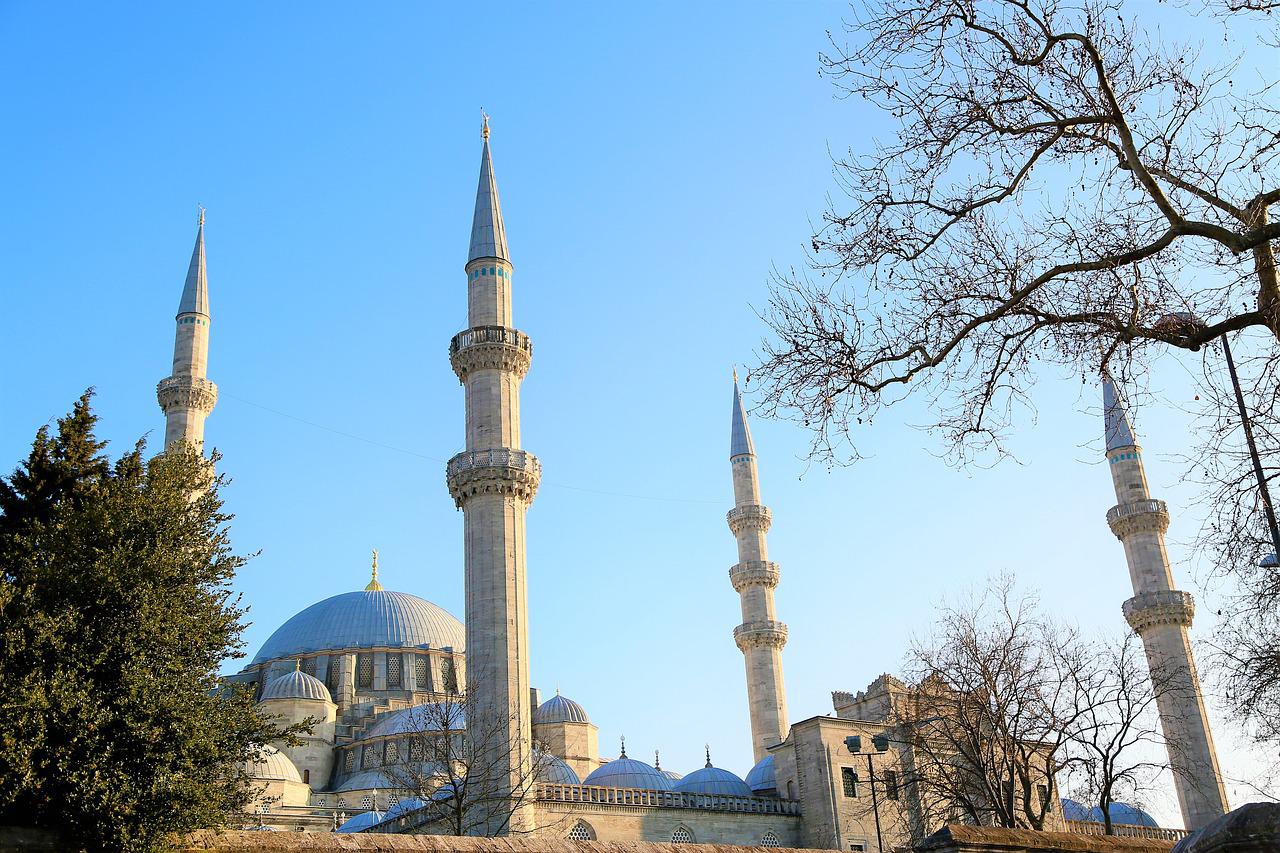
<box><xmin>294</xmin><ymin>659</ymin><xmax>301</xmax><ymax>671</ymax></box>
<box><xmin>654</xmin><ymin>750</ymin><xmax>661</xmax><ymax>770</ymax></box>
<box><xmin>705</xmin><ymin>744</ymin><xmax>712</xmax><ymax>768</ymax></box>
<box><xmin>365</xmin><ymin>548</ymin><xmax>384</xmax><ymax>591</ymax></box>
<box><xmin>197</xmin><ymin>205</ymin><xmax>205</xmax><ymax>228</ymax></box>
<box><xmin>481</xmin><ymin>109</ymin><xmax>490</xmax><ymax>140</ymax></box>
<box><xmin>620</xmin><ymin>735</ymin><xmax>626</xmax><ymax>758</ymax></box>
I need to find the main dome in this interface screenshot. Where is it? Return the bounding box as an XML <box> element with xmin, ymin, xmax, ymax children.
<box><xmin>252</xmin><ymin>589</ymin><xmax>465</xmax><ymax>664</ymax></box>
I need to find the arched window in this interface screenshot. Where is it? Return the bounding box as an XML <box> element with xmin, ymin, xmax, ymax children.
<box><xmin>671</xmin><ymin>827</ymin><xmax>695</xmax><ymax>844</ymax></box>
<box><xmin>344</xmin><ymin>750</ymin><xmax>355</xmax><ymax>773</ymax></box>
<box><xmin>761</xmin><ymin>832</ymin><xmax>781</xmax><ymax>848</ymax></box>
<box><xmin>303</xmin><ymin>769</ymin><xmax>310</xmax><ymax>784</ymax></box>
<box><xmin>567</xmin><ymin>821</ymin><xmax>595</xmax><ymax>841</ymax></box>
<box><xmin>441</xmin><ymin>657</ymin><xmax>458</xmax><ymax>693</ymax></box>
<box><xmin>786</xmin><ymin>780</ymin><xmax>795</xmax><ymax>800</ymax></box>
<box><xmin>258</xmin><ymin>803</ymin><xmax>270</xmax><ymax>814</ymax></box>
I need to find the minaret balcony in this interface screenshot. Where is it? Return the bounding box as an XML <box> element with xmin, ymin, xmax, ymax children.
<box><xmin>729</xmin><ymin>560</ymin><xmax>781</xmax><ymax>592</ymax></box>
<box><xmin>446</xmin><ymin>448</ymin><xmax>541</xmax><ymax>508</ymax></box>
<box><xmin>1123</xmin><ymin>589</ymin><xmax>1195</xmax><ymax>633</ymax></box>
<box><xmin>734</xmin><ymin>620</ymin><xmax>788</xmax><ymax>651</ymax></box>
<box><xmin>156</xmin><ymin>375</ymin><xmax>218</xmax><ymax>414</ymax></box>
<box><xmin>449</xmin><ymin>325</ymin><xmax>532</xmax><ymax>382</ymax></box>
<box><xmin>727</xmin><ymin>505</ymin><xmax>772</xmax><ymax>536</ymax></box>
<box><xmin>1106</xmin><ymin>499</ymin><xmax>1170</xmax><ymax>539</ymax></box>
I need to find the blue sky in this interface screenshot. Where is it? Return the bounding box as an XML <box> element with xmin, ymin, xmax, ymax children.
<box><xmin>0</xmin><ymin>1</ymin><xmax>1271</xmax><ymax>826</ymax></box>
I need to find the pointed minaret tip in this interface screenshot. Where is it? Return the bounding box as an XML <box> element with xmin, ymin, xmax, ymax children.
<box><xmin>177</xmin><ymin>209</ymin><xmax>209</xmax><ymax>317</ymax></box>
<box><xmin>1102</xmin><ymin>370</ymin><xmax>1138</xmax><ymax>451</ymax></box>
<box><xmin>731</xmin><ymin>373</ymin><xmax>756</xmax><ymax>458</ymax></box>
<box><xmin>468</xmin><ymin>117</ymin><xmax>509</xmax><ymax>263</ymax></box>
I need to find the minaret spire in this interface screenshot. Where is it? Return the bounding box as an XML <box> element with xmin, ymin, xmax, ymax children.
<box><xmin>447</xmin><ymin>124</ymin><xmax>538</xmax><ymax>834</ymax></box>
<box><xmin>157</xmin><ymin>209</ymin><xmax>217</xmax><ymax>452</ymax></box>
<box><xmin>1102</xmin><ymin>372</ymin><xmax>1227</xmax><ymax>829</ymax></box>
<box><xmin>727</xmin><ymin>373</ymin><xmax>790</xmax><ymax>763</ymax></box>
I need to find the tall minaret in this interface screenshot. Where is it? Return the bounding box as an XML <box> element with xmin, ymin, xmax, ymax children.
<box><xmin>727</xmin><ymin>373</ymin><xmax>789</xmax><ymax>763</ymax></box>
<box><xmin>157</xmin><ymin>210</ymin><xmax>217</xmax><ymax>451</ymax></box>
<box><xmin>1103</xmin><ymin>373</ymin><xmax>1228</xmax><ymax>830</ymax></box>
<box><xmin>445</xmin><ymin>117</ymin><xmax>538</xmax><ymax>835</ymax></box>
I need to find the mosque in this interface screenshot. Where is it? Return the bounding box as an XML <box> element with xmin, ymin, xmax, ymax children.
<box><xmin>150</xmin><ymin>121</ymin><xmax>1228</xmax><ymax>844</ymax></box>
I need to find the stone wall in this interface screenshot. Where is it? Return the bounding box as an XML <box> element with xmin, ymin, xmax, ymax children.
<box><xmin>914</xmin><ymin>825</ymin><xmax>1174</xmax><ymax>853</ymax></box>
<box><xmin>174</xmin><ymin>833</ymin><xmax>817</xmax><ymax>852</ymax></box>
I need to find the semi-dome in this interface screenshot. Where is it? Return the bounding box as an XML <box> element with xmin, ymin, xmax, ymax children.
<box><xmin>241</xmin><ymin>745</ymin><xmax>302</xmax><ymax>783</ymax></box>
<box><xmin>358</xmin><ymin>704</ymin><xmax>464</xmax><ymax>741</ymax></box>
<box><xmin>336</xmin><ymin>809</ymin><xmax>383</xmax><ymax>833</ymax></box>
<box><xmin>337</xmin><ymin>769</ymin><xmax>409</xmax><ymax>792</ymax></box>
<box><xmin>252</xmin><ymin>589</ymin><xmax>464</xmax><ymax>664</ymax></box>
<box><xmin>534</xmin><ymin>693</ymin><xmax>590</xmax><ymax>725</ymax></box>
<box><xmin>745</xmin><ymin>754</ymin><xmax>776</xmax><ymax>793</ymax></box>
<box><xmin>537</xmin><ymin>754</ymin><xmax>582</xmax><ymax>785</ymax></box>
<box><xmin>583</xmin><ymin>755</ymin><xmax>672</xmax><ymax>791</ymax></box>
<box><xmin>382</xmin><ymin>796</ymin><xmax>426</xmax><ymax>821</ymax></box>
<box><xmin>675</xmin><ymin>762</ymin><xmax>752</xmax><ymax>797</ymax></box>
<box><xmin>260</xmin><ymin>669</ymin><xmax>331</xmax><ymax>703</ymax></box>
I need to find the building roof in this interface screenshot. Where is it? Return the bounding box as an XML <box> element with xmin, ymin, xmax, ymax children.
<box><xmin>674</xmin><ymin>753</ymin><xmax>753</xmax><ymax>797</ymax></box>
<box><xmin>468</xmin><ymin>125</ymin><xmax>509</xmax><ymax>263</ymax></box>
<box><xmin>178</xmin><ymin>210</ymin><xmax>209</xmax><ymax>317</ymax></box>
<box><xmin>260</xmin><ymin>668</ymin><xmax>332</xmax><ymax>703</ymax></box>
<box><xmin>335</xmin><ymin>809</ymin><xmax>383</xmax><ymax>833</ymax></box>
<box><xmin>241</xmin><ymin>745</ymin><xmax>302</xmax><ymax>783</ymax></box>
<box><xmin>537</xmin><ymin>754</ymin><xmax>582</xmax><ymax>785</ymax></box>
<box><xmin>357</xmin><ymin>705</ymin><xmax>463</xmax><ymax>740</ymax></box>
<box><xmin>582</xmin><ymin>756</ymin><xmax>673</xmax><ymax>791</ymax></box>
<box><xmin>731</xmin><ymin>375</ymin><xmax>755</xmax><ymax>458</ymax></box>
<box><xmin>250</xmin><ymin>589</ymin><xmax>464</xmax><ymax>664</ymax></box>
<box><xmin>1103</xmin><ymin>372</ymin><xmax>1138</xmax><ymax>451</ymax></box>
<box><xmin>534</xmin><ymin>692</ymin><xmax>591</xmax><ymax>725</ymax></box>
<box><xmin>1061</xmin><ymin>798</ymin><xmax>1159</xmax><ymax>828</ymax></box>
<box><xmin>745</xmin><ymin>754</ymin><xmax>776</xmax><ymax>793</ymax></box>
<box><xmin>336</xmin><ymin>769</ymin><xmax>414</xmax><ymax>792</ymax></box>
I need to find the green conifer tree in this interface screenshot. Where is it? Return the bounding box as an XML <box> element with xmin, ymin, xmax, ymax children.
<box><xmin>0</xmin><ymin>392</ymin><xmax>295</xmax><ymax>852</ymax></box>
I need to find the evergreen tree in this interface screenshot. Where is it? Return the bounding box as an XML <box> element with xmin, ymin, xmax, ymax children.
<box><xmin>0</xmin><ymin>392</ymin><xmax>292</xmax><ymax>852</ymax></box>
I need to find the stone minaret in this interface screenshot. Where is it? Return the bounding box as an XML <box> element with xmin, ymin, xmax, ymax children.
<box><xmin>157</xmin><ymin>210</ymin><xmax>217</xmax><ymax>451</ymax></box>
<box><xmin>1103</xmin><ymin>373</ymin><xmax>1228</xmax><ymax>829</ymax></box>
<box><xmin>728</xmin><ymin>373</ymin><xmax>789</xmax><ymax>762</ymax></box>
<box><xmin>445</xmin><ymin>118</ymin><xmax>539</xmax><ymax>834</ymax></box>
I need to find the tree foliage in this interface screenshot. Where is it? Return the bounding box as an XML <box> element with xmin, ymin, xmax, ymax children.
<box><xmin>0</xmin><ymin>392</ymin><xmax>290</xmax><ymax>852</ymax></box>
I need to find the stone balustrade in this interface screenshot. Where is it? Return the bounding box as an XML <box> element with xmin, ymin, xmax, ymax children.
<box><xmin>734</xmin><ymin>620</ymin><xmax>788</xmax><ymax>651</ymax></box>
<box><xmin>727</xmin><ymin>505</ymin><xmax>772</xmax><ymax>536</ymax></box>
<box><xmin>1106</xmin><ymin>499</ymin><xmax>1170</xmax><ymax>539</ymax></box>
<box><xmin>446</xmin><ymin>448</ymin><xmax>541</xmax><ymax>508</ymax></box>
<box><xmin>729</xmin><ymin>561</ymin><xmax>781</xmax><ymax>592</ymax></box>
<box><xmin>1065</xmin><ymin>819</ymin><xmax>1189</xmax><ymax>842</ymax></box>
<box><xmin>449</xmin><ymin>325</ymin><xmax>533</xmax><ymax>381</ymax></box>
<box><xmin>156</xmin><ymin>375</ymin><xmax>218</xmax><ymax>414</ymax></box>
<box><xmin>536</xmin><ymin>784</ymin><xmax>801</xmax><ymax>815</ymax></box>
<box><xmin>1123</xmin><ymin>589</ymin><xmax>1196</xmax><ymax>632</ymax></box>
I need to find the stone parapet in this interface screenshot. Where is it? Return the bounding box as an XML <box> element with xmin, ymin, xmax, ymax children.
<box><xmin>446</xmin><ymin>448</ymin><xmax>541</xmax><ymax>508</ymax></box>
<box><xmin>734</xmin><ymin>620</ymin><xmax>788</xmax><ymax>651</ymax></box>
<box><xmin>729</xmin><ymin>560</ymin><xmax>781</xmax><ymax>592</ymax></box>
<box><xmin>727</xmin><ymin>505</ymin><xmax>772</xmax><ymax>536</ymax></box>
<box><xmin>156</xmin><ymin>375</ymin><xmax>218</xmax><ymax>414</ymax></box>
<box><xmin>1107</xmin><ymin>499</ymin><xmax>1170</xmax><ymax>539</ymax></box>
<box><xmin>915</xmin><ymin>824</ymin><xmax>1177</xmax><ymax>852</ymax></box>
<box><xmin>1123</xmin><ymin>589</ymin><xmax>1196</xmax><ymax>633</ymax></box>
<box><xmin>449</xmin><ymin>325</ymin><xmax>533</xmax><ymax>382</ymax></box>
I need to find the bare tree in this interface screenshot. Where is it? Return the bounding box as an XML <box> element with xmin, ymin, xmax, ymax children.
<box><xmin>1060</xmin><ymin>634</ymin><xmax>1171</xmax><ymax>835</ymax></box>
<box><xmin>381</xmin><ymin>690</ymin><xmax>555</xmax><ymax>836</ymax></box>
<box><xmin>753</xmin><ymin>0</ymin><xmax>1280</xmax><ymax>748</ymax></box>
<box><xmin>890</xmin><ymin>579</ymin><xmax>1085</xmax><ymax>838</ymax></box>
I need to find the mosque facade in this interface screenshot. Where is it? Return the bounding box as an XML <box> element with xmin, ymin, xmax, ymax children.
<box><xmin>154</xmin><ymin>125</ymin><xmax>1225</xmax><ymax>844</ymax></box>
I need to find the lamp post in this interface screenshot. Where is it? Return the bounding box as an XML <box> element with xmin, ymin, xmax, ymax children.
<box><xmin>845</xmin><ymin>734</ymin><xmax>889</xmax><ymax>853</ymax></box>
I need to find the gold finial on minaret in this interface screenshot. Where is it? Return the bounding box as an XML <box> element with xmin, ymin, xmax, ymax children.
<box><xmin>198</xmin><ymin>205</ymin><xmax>205</xmax><ymax>227</ymax></box>
<box><xmin>481</xmin><ymin>109</ymin><xmax>490</xmax><ymax>140</ymax></box>
<box><xmin>733</xmin><ymin>366</ymin><xmax>739</xmax><ymax>384</ymax></box>
<box><xmin>365</xmin><ymin>548</ymin><xmax>383</xmax><ymax>591</ymax></box>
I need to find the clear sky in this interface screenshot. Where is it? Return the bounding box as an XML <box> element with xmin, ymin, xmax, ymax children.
<box><xmin>0</xmin><ymin>0</ymin><xmax>1271</xmax><ymax>827</ymax></box>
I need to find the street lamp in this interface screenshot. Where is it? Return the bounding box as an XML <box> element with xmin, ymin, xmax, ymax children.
<box><xmin>845</xmin><ymin>734</ymin><xmax>890</xmax><ymax>853</ymax></box>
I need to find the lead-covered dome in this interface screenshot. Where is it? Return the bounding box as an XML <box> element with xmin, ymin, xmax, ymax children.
<box><xmin>745</xmin><ymin>754</ymin><xmax>776</xmax><ymax>793</ymax></box>
<box><xmin>252</xmin><ymin>589</ymin><xmax>464</xmax><ymax>664</ymax></box>
<box><xmin>241</xmin><ymin>745</ymin><xmax>302</xmax><ymax>783</ymax></box>
<box><xmin>583</xmin><ymin>755</ymin><xmax>672</xmax><ymax>791</ymax></box>
<box><xmin>537</xmin><ymin>754</ymin><xmax>582</xmax><ymax>785</ymax></box>
<box><xmin>675</xmin><ymin>763</ymin><xmax>752</xmax><ymax>797</ymax></box>
<box><xmin>261</xmin><ymin>669</ymin><xmax>331</xmax><ymax>703</ymax></box>
<box><xmin>534</xmin><ymin>693</ymin><xmax>590</xmax><ymax>724</ymax></box>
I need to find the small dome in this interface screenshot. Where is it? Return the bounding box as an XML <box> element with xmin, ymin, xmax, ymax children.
<box><xmin>383</xmin><ymin>796</ymin><xmax>425</xmax><ymax>821</ymax></box>
<box><xmin>1061</xmin><ymin>799</ymin><xmax>1159</xmax><ymax>828</ymax></box>
<box><xmin>336</xmin><ymin>809</ymin><xmax>383</xmax><ymax>833</ymax></box>
<box><xmin>534</xmin><ymin>693</ymin><xmax>590</xmax><ymax>725</ymax></box>
<box><xmin>260</xmin><ymin>669</ymin><xmax>331</xmax><ymax>703</ymax></box>
<box><xmin>675</xmin><ymin>763</ymin><xmax>752</xmax><ymax>797</ymax></box>
<box><xmin>660</xmin><ymin>769</ymin><xmax>683</xmax><ymax>782</ymax></box>
<box><xmin>1061</xmin><ymin>798</ymin><xmax>1091</xmax><ymax>821</ymax></box>
<box><xmin>583</xmin><ymin>756</ymin><xmax>672</xmax><ymax>791</ymax></box>
<box><xmin>358</xmin><ymin>704</ymin><xmax>463</xmax><ymax>741</ymax></box>
<box><xmin>745</xmin><ymin>755</ymin><xmax>776</xmax><ymax>793</ymax></box>
<box><xmin>252</xmin><ymin>589</ymin><xmax>464</xmax><ymax>664</ymax></box>
<box><xmin>537</xmin><ymin>754</ymin><xmax>582</xmax><ymax>785</ymax></box>
<box><xmin>241</xmin><ymin>745</ymin><xmax>302</xmax><ymax>783</ymax></box>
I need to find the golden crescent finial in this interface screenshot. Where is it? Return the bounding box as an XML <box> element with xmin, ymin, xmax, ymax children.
<box><xmin>365</xmin><ymin>548</ymin><xmax>383</xmax><ymax>591</ymax></box>
<box><xmin>198</xmin><ymin>205</ymin><xmax>205</xmax><ymax>227</ymax></box>
<box><xmin>481</xmin><ymin>109</ymin><xmax>490</xmax><ymax>140</ymax></box>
